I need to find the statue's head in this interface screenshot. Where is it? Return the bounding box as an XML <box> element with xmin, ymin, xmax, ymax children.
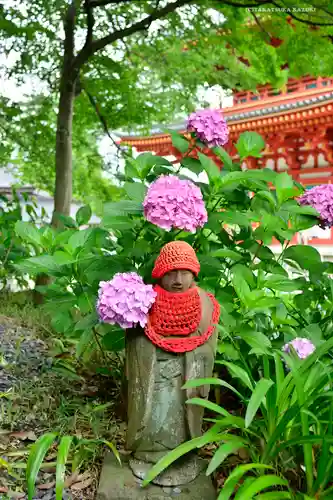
<box><xmin>152</xmin><ymin>241</ymin><xmax>200</xmax><ymax>293</ymax></box>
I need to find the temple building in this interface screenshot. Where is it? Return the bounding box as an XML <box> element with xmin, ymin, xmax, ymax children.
<box><xmin>120</xmin><ymin>76</ymin><xmax>333</xmax><ymax>259</ymax></box>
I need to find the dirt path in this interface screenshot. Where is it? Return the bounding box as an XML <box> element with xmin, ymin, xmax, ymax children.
<box><xmin>0</xmin><ymin>315</ymin><xmax>102</xmax><ymax>499</ymax></box>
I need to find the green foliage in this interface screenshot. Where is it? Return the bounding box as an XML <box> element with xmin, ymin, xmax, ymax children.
<box><xmin>235</xmin><ymin>131</ymin><xmax>266</xmax><ymax>161</ymax></box>
<box><xmin>13</xmin><ymin>128</ymin><xmax>333</xmax><ymax>497</ymax></box>
<box><xmin>0</xmin><ymin>190</ymin><xmax>44</xmax><ymax>288</ymax></box>
<box><xmin>26</xmin><ymin>433</ymin><xmax>121</xmax><ymax>500</ymax></box>
<box><xmin>1</xmin><ymin>0</ymin><xmax>333</xmax><ymax>200</ymax></box>
<box><xmin>145</xmin><ymin>339</ymin><xmax>333</xmax><ymax>498</ymax></box>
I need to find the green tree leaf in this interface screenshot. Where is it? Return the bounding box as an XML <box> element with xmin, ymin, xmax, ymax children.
<box><xmin>103</xmin><ymin>200</ymin><xmax>143</xmax><ymax>217</ymax></box>
<box><xmin>254</xmin><ymin>190</ymin><xmax>277</xmax><ymax>210</ymax></box>
<box><xmin>181</xmin><ymin>157</ymin><xmax>203</xmax><ymax>175</ymax></box>
<box><xmin>168</xmin><ymin>131</ymin><xmax>189</xmax><ymax>154</ymax></box>
<box><xmin>75</xmin><ymin>312</ymin><xmax>98</xmax><ymax>332</ymax></box>
<box><xmin>213</xmin><ymin>147</ymin><xmax>234</xmax><ymax>170</ymax></box>
<box><xmin>217</xmin><ymin>211</ymin><xmax>250</xmax><ymax>227</ymax></box>
<box><xmin>211</xmin><ymin>249</ymin><xmax>243</xmax><ymax>261</ymax></box>
<box><xmin>125</xmin><ymin>159</ymin><xmax>139</xmax><ymax>179</ymax></box>
<box><xmin>102</xmin><ymin>328</ymin><xmax>125</xmax><ymax>352</ymax></box>
<box><xmin>274</xmin><ymin>172</ymin><xmax>300</xmax><ymax>205</ymax></box>
<box><xmin>14</xmin><ymin>255</ymin><xmax>61</xmax><ymax>274</ymax></box>
<box><xmin>67</xmin><ymin>228</ymin><xmax>94</xmax><ymax>251</ymax></box>
<box><xmin>198</xmin><ymin>152</ymin><xmax>220</xmax><ymax>181</ymax></box>
<box><xmin>240</xmin><ymin>330</ymin><xmax>271</xmax><ymax>351</ymax></box>
<box><xmin>53</xmin><ymin>213</ymin><xmax>78</xmax><ymax>229</ymax></box>
<box><xmin>283</xmin><ymin>245</ymin><xmax>322</xmax><ymax>271</ymax></box>
<box><xmin>235</xmin><ymin>132</ymin><xmax>265</xmax><ymax>160</ymax></box>
<box><xmin>51</xmin><ymin>312</ymin><xmax>73</xmax><ymax>334</ymax></box>
<box><xmin>76</xmin><ymin>205</ymin><xmax>92</xmax><ymax>226</ymax></box>
<box><xmin>263</xmin><ymin>275</ymin><xmax>304</xmax><ymax>292</ymax></box>
<box><xmin>15</xmin><ymin>221</ymin><xmax>42</xmax><ymax>248</ymax></box>
<box><xmin>124</xmin><ymin>182</ymin><xmax>147</xmax><ymax>203</ymax></box>
<box><xmin>76</xmin><ymin>329</ymin><xmax>94</xmax><ymax>357</ymax></box>
<box><xmin>232</xmin><ymin>265</ymin><xmax>252</xmax><ymax>305</ymax></box>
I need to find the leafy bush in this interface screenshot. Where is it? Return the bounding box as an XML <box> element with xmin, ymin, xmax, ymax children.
<box><xmin>144</xmin><ymin>339</ymin><xmax>333</xmax><ymax>498</ymax></box>
<box><xmin>14</xmin><ymin>130</ymin><xmax>333</xmax><ymax>498</ymax></box>
<box><xmin>0</xmin><ymin>189</ymin><xmax>43</xmax><ymax>290</ymax></box>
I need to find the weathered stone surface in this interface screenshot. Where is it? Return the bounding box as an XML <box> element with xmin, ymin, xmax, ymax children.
<box><xmin>96</xmin><ymin>453</ymin><xmax>216</xmax><ymax>500</ymax></box>
<box><xmin>125</xmin><ymin>290</ymin><xmax>218</xmax><ymax>486</ymax></box>
<box><xmin>129</xmin><ymin>453</ymin><xmax>203</xmax><ymax>486</ymax></box>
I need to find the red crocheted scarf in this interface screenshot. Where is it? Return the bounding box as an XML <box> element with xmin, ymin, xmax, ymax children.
<box><xmin>144</xmin><ymin>285</ymin><xmax>220</xmax><ymax>353</ymax></box>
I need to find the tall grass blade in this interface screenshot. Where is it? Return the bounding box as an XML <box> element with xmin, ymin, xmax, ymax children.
<box><xmin>206</xmin><ymin>439</ymin><xmax>246</xmax><ymax>476</ymax></box>
<box><xmin>27</xmin><ymin>433</ymin><xmax>57</xmax><ymax>500</ymax></box>
<box><xmin>245</xmin><ymin>379</ymin><xmax>274</xmax><ymax>428</ymax></box>
<box><xmin>142</xmin><ymin>426</ymin><xmax>221</xmax><ymax>487</ymax></box>
<box><xmin>183</xmin><ymin>377</ymin><xmax>245</xmax><ymax>400</ymax></box>
<box><xmin>234</xmin><ymin>474</ymin><xmax>288</xmax><ymax>499</ymax></box>
<box><xmin>217</xmin><ymin>464</ymin><xmax>273</xmax><ymax>500</ymax></box>
<box><xmin>56</xmin><ymin>436</ymin><xmax>73</xmax><ymax>500</ymax></box>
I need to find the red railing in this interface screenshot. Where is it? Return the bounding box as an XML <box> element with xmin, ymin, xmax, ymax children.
<box><xmin>233</xmin><ymin>77</ymin><xmax>333</xmax><ymax>106</ymax></box>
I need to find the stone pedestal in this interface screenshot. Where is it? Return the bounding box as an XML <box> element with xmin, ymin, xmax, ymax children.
<box><xmin>96</xmin><ymin>453</ymin><xmax>216</xmax><ymax>500</ymax></box>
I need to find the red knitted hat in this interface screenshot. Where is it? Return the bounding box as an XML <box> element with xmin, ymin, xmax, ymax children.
<box><xmin>152</xmin><ymin>241</ymin><xmax>200</xmax><ymax>279</ymax></box>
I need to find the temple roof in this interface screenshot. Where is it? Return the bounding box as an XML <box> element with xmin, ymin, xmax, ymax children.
<box><xmin>224</xmin><ymin>91</ymin><xmax>333</xmax><ymax>122</ymax></box>
<box><xmin>120</xmin><ymin>77</ymin><xmax>333</xmax><ymax>143</ymax></box>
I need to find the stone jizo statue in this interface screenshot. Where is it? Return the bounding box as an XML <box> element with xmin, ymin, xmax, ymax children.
<box><xmin>126</xmin><ymin>241</ymin><xmax>220</xmax><ymax>487</ymax></box>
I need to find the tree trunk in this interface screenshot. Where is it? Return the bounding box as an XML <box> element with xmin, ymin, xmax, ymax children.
<box><xmin>35</xmin><ymin>82</ymin><xmax>75</xmax><ymax>304</ymax></box>
<box><xmin>51</xmin><ymin>83</ymin><xmax>75</xmax><ymax>226</ymax></box>
<box><xmin>51</xmin><ymin>1</ymin><xmax>77</xmax><ymax>226</ymax></box>
<box><xmin>34</xmin><ymin>2</ymin><xmax>77</xmax><ymax>305</ymax></box>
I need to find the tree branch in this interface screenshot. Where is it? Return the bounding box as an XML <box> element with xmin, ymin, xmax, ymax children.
<box><xmin>212</xmin><ymin>0</ymin><xmax>273</xmax><ymax>7</ymax></box>
<box><xmin>90</xmin><ymin>0</ymin><xmax>134</xmax><ymax>6</ymax></box>
<box><xmin>62</xmin><ymin>1</ymin><xmax>77</xmax><ymax>86</ymax></box>
<box><xmin>64</xmin><ymin>2</ymin><xmax>77</xmax><ymax>61</ymax></box>
<box><xmin>271</xmin><ymin>0</ymin><xmax>333</xmax><ymax>26</ymax></box>
<box><xmin>250</xmin><ymin>10</ymin><xmax>271</xmax><ymax>38</ymax></box>
<box><xmin>84</xmin><ymin>0</ymin><xmax>95</xmax><ymax>47</ymax></box>
<box><xmin>83</xmin><ymin>86</ymin><xmax>131</xmax><ymax>158</ymax></box>
<box><xmin>71</xmin><ymin>0</ymin><xmax>333</xmax><ymax>79</ymax></box>
<box><xmin>72</xmin><ymin>0</ymin><xmax>193</xmax><ymax>74</ymax></box>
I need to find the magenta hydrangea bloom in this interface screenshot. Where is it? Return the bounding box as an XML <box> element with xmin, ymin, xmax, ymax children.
<box><xmin>187</xmin><ymin>109</ymin><xmax>229</xmax><ymax>147</ymax></box>
<box><xmin>97</xmin><ymin>272</ymin><xmax>156</xmax><ymax>329</ymax></box>
<box><xmin>299</xmin><ymin>184</ymin><xmax>333</xmax><ymax>227</ymax></box>
<box><xmin>282</xmin><ymin>338</ymin><xmax>315</xmax><ymax>360</ymax></box>
<box><xmin>143</xmin><ymin>175</ymin><xmax>208</xmax><ymax>232</ymax></box>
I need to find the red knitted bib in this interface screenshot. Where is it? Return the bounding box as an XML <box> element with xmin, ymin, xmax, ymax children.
<box><xmin>144</xmin><ymin>285</ymin><xmax>220</xmax><ymax>353</ymax></box>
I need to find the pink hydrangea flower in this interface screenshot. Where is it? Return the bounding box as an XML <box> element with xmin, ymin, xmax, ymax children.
<box><xmin>97</xmin><ymin>272</ymin><xmax>156</xmax><ymax>329</ymax></box>
<box><xmin>299</xmin><ymin>184</ymin><xmax>333</xmax><ymax>227</ymax></box>
<box><xmin>143</xmin><ymin>175</ymin><xmax>208</xmax><ymax>232</ymax></box>
<box><xmin>282</xmin><ymin>338</ymin><xmax>315</xmax><ymax>359</ymax></box>
<box><xmin>187</xmin><ymin>109</ymin><xmax>229</xmax><ymax>147</ymax></box>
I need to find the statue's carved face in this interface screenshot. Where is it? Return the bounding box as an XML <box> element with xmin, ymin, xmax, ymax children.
<box><xmin>160</xmin><ymin>269</ymin><xmax>194</xmax><ymax>293</ymax></box>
